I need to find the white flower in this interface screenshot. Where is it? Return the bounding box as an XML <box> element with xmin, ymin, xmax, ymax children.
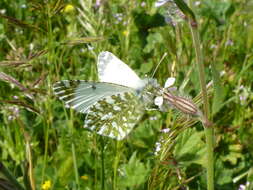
<box><xmin>164</xmin><ymin>77</ymin><xmax>175</xmax><ymax>89</ymax></box>
<box><xmin>0</xmin><ymin>9</ymin><xmax>6</xmax><ymax>14</ymax></box>
<box><xmin>141</xmin><ymin>2</ymin><xmax>146</xmax><ymax>7</ymax></box>
<box><xmin>154</xmin><ymin>77</ymin><xmax>176</xmax><ymax>111</ymax></box>
<box><xmin>13</xmin><ymin>95</ymin><xmax>19</xmax><ymax>99</ymax></box>
<box><xmin>7</xmin><ymin>106</ymin><xmax>20</xmax><ymax>120</ymax></box>
<box><xmin>210</xmin><ymin>44</ymin><xmax>217</xmax><ymax>49</ymax></box>
<box><xmin>238</xmin><ymin>182</ymin><xmax>250</xmax><ymax>190</ymax></box>
<box><xmin>220</xmin><ymin>70</ymin><xmax>226</xmax><ymax>76</ymax></box>
<box><xmin>87</xmin><ymin>45</ymin><xmax>94</xmax><ymax>51</ymax></box>
<box><xmin>161</xmin><ymin>128</ymin><xmax>170</xmax><ymax>133</ymax></box>
<box><xmin>233</xmin><ymin>84</ymin><xmax>251</xmax><ymax>105</ymax></box>
<box><xmin>155</xmin><ymin>0</ymin><xmax>172</xmax><ymax>7</ymax></box>
<box><xmin>195</xmin><ymin>1</ymin><xmax>201</xmax><ymax>6</ymax></box>
<box><xmin>96</xmin><ymin>0</ymin><xmax>101</xmax><ymax>7</ymax></box>
<box><xmin>154</xmin><ymin>96</ymin><xmax>163</xmax><ymax>107</ymax></box>
<box><xmin>150</xmin><ymin>116</ymin><xmax>158</xmax><ymax>120</ymax></box>
<box><xmin>29</xmin><ymin>43</ymin><xmax>34</xmax><ymax>51</ymax></box>
<box><xmin>21</xmin><ymin>4</ymin><xmax>27</xmax><ymax>8</ymax></box>
<box><xmin>225</xmin><ymin>39</ymin><xmax>234</xmax><ymax>46</ymax></box>
<box><xmin>154</xmin><ymin>142</ymin><xmax>161</xmax><ymax>155</ymax></box>
<box><xmin>113</xmin><ymin>13</ymin><xmax>123</xmax><ymax>21</ymax></box>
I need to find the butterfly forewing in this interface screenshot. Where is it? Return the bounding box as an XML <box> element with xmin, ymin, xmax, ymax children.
<box><xmin>53</xmin><ymin>80</ymin><xmax>135</xmax><ymax>113</ymax></box>
<box><xmin>98</xmin><ymin>51</ymin><xmax>145</xmax><ymax>90</ymax></box>
<box><xmin>84</xmin><ymin>92</ymin><xmax>144</xmax><ymax>140</ymax></box>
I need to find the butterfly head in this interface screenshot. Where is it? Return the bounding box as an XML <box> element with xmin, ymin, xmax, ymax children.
<box><xmin>136</xmin><ymin>78</ymin><xmax>163</xmax><ymax>108</ymax></box>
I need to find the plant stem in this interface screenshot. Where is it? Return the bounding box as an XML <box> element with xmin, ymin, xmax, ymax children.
<box><xmin>72</xmin><ymin>143</ymin><xmax>80</xmax><ymax>189</ymax></box>
<box><xmin>205</xmin><ymin>127</ymin><xmax>214</xmax><ymax>190</ymax></box>
<box><xmin>190</xmin><ymin>24</ymin><xmax>209</xmax><ymax>117</ymax></box>
<box><xmin>16</xmin><ymin>117</ymin><xmax>35</xmax><ymax>190</ymax></box>
<box><xmin>113</xmin><ymin>141</ymin><xmax>122</xmax><ymax>190</ymax></box>
<box><xmin>101</xmin><ymin>138</ymin><xmax>105</xmax><ymax>190</ymax></box>
<box><xmin>189</xmin><ymin>18</ymin><xmax>214</xmax><ymax>190</ymax></box>
<box><xmin>41</xmin><ymin>119</ymin><xmax>49</xmax><ymax>184</ymax></box>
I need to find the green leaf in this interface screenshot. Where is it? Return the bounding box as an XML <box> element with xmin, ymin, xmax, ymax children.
<box><xmin>140</xmin><ymin>60</ymin><xmax>153</xmax><ymax>74</ymax></box>
<box><xmin>215</xmin><ymin>159</ymin><xmax>233</xmax><ymax>185</ymax></box>
<box><xmin>143</xmin><ymin>32</ymin><xmax>163</xmax><ymax>53</ymax></box>
<box><xmin>211</xmin><ymin>62</ymin><xmax>225</xmax><ymax>115</ymax></box>
<box><xmin>57</xmin><ymin>155</ymin><xmax>74</xmax><ymax>182</ymax></box>
<box><xmin>118</xmin><ymin>152</ymin><xmax>151</xmax><ymax>188</ymax></box>
<box><xmin>221</xmin><ymin>144</ymin><xmax>243</xmax><ymax>165</ymax></box>
<box><xmin>173</xmin><ymin>128</ymin><xmax>206</xmax><ymax>166</ymax></box>
<box><xmin>247</xmin><ymin>168</ymin><xmax>253</xmax><ymax>189</ymax></box>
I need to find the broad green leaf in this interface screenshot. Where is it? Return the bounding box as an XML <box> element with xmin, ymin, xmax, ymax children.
<box><xmin>143</xmin><ymin>33</ymin><xmax>163</xmax><ymax>53</ymax></box>
<box><xmin>118</xmin><ymin>152</ymin><xmax>151</xmax><ymax>188</ymax></box>
<box><xmin>173</xmin><ymin>128</ymin><xmax>206</xmax><ymax>166</ymax></box>
<box><xmin>140</xmin><ymin>60</ymin><xmax>153</xmax><ymax>74</ymax></box>
<box><xmin>215</xmin><ymin>159</ymin><xmax>233</xmax><ymax>185</ymax></box>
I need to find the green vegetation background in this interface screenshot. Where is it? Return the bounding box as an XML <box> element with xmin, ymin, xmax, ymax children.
<box><xmin>0</xmin><ymin>0</ymin><xmax>252</xmax><ymax>189</ymax></box>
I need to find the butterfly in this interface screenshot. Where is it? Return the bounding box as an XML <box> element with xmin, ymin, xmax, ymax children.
<box><xmin>53</xmin><ymin>51</ymin><xmax>161</xmax><ymax>140</ymax></box>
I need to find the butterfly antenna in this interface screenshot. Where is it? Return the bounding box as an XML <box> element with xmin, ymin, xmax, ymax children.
<box><xmin>151</xmin><ymin>53</ymin><xmax>168</xmax><ymax>78</ymax></box>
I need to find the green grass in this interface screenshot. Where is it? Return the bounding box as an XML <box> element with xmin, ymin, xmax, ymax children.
<box><xmin>0</xmin><ymin>0</ymin><xmax>253</xmax><ymax>189</ymax></box>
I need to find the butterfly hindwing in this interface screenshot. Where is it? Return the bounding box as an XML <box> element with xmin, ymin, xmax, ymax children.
<box><xmin>53</xmin><ymin>80</ymin><xmax>135</xmax><ymax>113</ymax></box>
<box><xmin>84</xmin><ymin>92</ymin><xmax>144</xmax><ymax>140</ymax></box>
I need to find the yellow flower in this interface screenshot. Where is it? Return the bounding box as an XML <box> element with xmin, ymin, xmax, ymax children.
<box><xmin>122</xmin><ymin>30</ymin><xmax>129</xmax><ymax>36</ymax></box>
<box><xmin>63</xmin><ymin>4</ymin><xmax>75</xmax><ymax>13</ymax></box>
<box><xmin>42</xmin><ymin>180</ymin><xmax>52</xmax><ymax>190</ymax></box>
<box><xmin>81</xmin><ymin>175</ymin><xmax>89</xmax><ymax>180</ymax></box>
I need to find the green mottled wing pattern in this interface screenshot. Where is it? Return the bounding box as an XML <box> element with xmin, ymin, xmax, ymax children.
<box><xmin>85</xmin><ymin>92</ymin><xmax>144</xmax><ymax>140</ymax></box>
<box><xmin>53</xmin><ymin>80</ymin><xmax>145</xmax><ymax>140</ymax></box>
<box><xmin>53</xmin><ymin>80</ymin><xmax>135</xmax><ymax>114</ymax></box>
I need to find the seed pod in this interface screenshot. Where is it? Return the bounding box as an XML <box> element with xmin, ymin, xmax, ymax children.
<box><xmin>163</xmin><ymin>91</ymin><xmax>200</xmax><ymax>116</ymax></box>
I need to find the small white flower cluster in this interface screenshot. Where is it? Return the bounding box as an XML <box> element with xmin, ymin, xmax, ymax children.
<box><xmin>112</xmin><ymin>13</ymin><xmax>129</xmax><ymax>26</ymax></box>
<box><xmin>234</xmin><ymin>85</ymin><xmax>251</xmax><ymax>105</ymax></box>
<box><xmin>7</xmin><ymin>106</ymin><xmax>20</xmax><ymax>121</ymax></box>
<box><xmin>113</xmin><ymin>13</ymin><xmax>123</xmax><ymax>25</ymax></box>
<box><xmin>161</xmin><ymin>128</ymin><xmax>170</xmax><ymax>133</ymax></box>
<box><xmin>154</xmin><ymin>141</ymin><xmax>162</xmax><ymax>155</ymax></box>
<box><xmin>154</xmin><ymin>135</ymin><xmax>167</xmax><ymax>155</ymax></box>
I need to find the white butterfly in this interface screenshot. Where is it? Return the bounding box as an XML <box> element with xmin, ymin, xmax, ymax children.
<box><xmin>53</xmin><ymin>51</ymin><xmax>160</xmax><ymax>140</ymax></box>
